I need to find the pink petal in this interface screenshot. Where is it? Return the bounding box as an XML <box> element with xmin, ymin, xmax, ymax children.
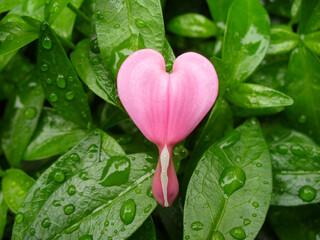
<box><xmin>117</xmin><ymin>49</ymin><xmax>218</xmax><ymax>207</ymax></box>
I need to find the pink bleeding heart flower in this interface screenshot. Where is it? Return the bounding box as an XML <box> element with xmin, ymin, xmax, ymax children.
<box><xmin>117</xmin><ymin>49</ymin><xmax>218</xmax><ymax>207</ymax></box>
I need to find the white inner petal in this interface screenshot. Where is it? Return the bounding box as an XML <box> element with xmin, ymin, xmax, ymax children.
<box><xmin>160</xmin><ymin>145</ymin><xmax>170</xmax><ymax>207</ymax></box>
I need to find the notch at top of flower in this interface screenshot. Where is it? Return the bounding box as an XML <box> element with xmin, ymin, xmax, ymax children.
<box><xmin>117</xmin><ymin>49</ymin><xmax>219</xmax><ymax>207</ymax></box>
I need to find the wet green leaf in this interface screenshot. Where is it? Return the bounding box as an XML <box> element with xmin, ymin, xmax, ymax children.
<box><xmin>184</xmin><ymin>118</ymin><xmax>272</xmax><ymax>240</ymax></box>
<box><xmin>269</xmin><ymin>205</ymin><xmax>320</xmax><ymax>240</ymax></box>
<box><xmin>302</xmin><ymin>31</ymin><xmax>320</xmax><ymax>56</ymax></box>
<box><xmin>206</xmin><ymin>0</ymin><xmax>234</xmax><ymax>28</ymax></box>
<box><xmin>167</xmin><ymin>13</ymin><xmax>218</xmax><ymax>38</ymax></box>
<box><xmin>267</xmin><ymin>25</ymin><xmax>299</xmax><ymax>55</ymax></box>
<box><xmin>284</xmin><ymin>45</ymin><xmax>320</xmax><ymax>144</ymax></box>
<box><xmin>290</xmin><ymin>0</ymin><xmax>301</xmax><ymax>24</ymax></box>
<box><xmin>262</xmin><ymin>123</ymin><xmax>320</xmax><ymax>206</ymax></box>
<box><xmin>38</xmin><ymin>22</ymin><xmax>93</xmax><ymax>129</ymax></box>
<box><xmin>12</xmin><ymin>130</ymin><xmax>157</xmax><ymax>239</ymax></box>
<box><xmin>95</xmin><ymin>0</ymin><xmax>170</xmax><ymax>77</ymax></box>
<box><xmin>129</xmin><ymin>217</ymin><xmax>156</xmax><ymax>240</ymax></box>
<box><xmin>2</xmin><ymin>169</ymin><xmax>35</xmax><ymax>213</ymax></box>
<box><xmin>23</xmin><ymin>107</ymin><xmax>89</xmax><ymax>161</ymax></box>
<box><xmin>298</xmin><ymin>0</ymin><xmax>320</xmax><ymax>34</ymax></box>
<box><xmin>0</xmin><ymin>191</ymin><xmax>7</xmax><ymax>239</ymax></box>
<box><xmin>0</xmin><ymin>22</ymin><xmax>38</xmax><ymax>56</ymax></box>
<box><xmin>45</xmin><ymin>0</ymin><xmax>69</xmax><ymax>24</ymax></box>
<box><xmin>1</xmin><ymin>72</ymin><xmax>45</xmax><ymax>167</ymax></box>
<box><xmin>70</xmin><ymin>38</ymin><xmax>122</xmax><ymax>108</ymax></box>
<box><xmin>0</xmin><ymin>0</ymin><xmax>24</xmax><ymax>13</ymax></box>
<box><xmin>223</xmin><ymin>0</ymin><xmax>270</xmax><ymax>83</ymax></box>
<box><xmin>226</xmin><ymin>83</ymin><xmax>293</xmax><ymax>109</ymax></box>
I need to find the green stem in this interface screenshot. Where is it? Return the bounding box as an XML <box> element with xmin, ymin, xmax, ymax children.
<box><xmin>67</xmin><ymin>3</ymin><xmax>91</xmax><ymax>24</ymax></box>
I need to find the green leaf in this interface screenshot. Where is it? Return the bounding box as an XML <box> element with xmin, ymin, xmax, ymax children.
<box><xmin>298</xmin><ymin>0</ymin><xmax>320</xmax><ymax>34</ymax></box>
<box><xmin>231</xmin><ymin>106</ymin><xmax>285</xmax><ymax>117</ymax></box>
<box><xmin>45</xmin><ymin>0</ymin><xmax>69</xmax><ymax>25</ymax></box>
<box><xmin>0</xmin><ymin>0</ymin><xmax>24</xmax><ymax>13</ymax></box>
<box><xmin>0</xmin><ymin>191</ymin><xmax>8</xmax><ymax>239</ymax></box>
<box><xmin>70</xmin><ymin>39</ymin><xmax>122</xmax><ymax>108</ymax></box>
<box><xmin>184</xmin><ymin>118</ymin><xmax>272</xmax><ymax>240</ymax></box>
<box><xmin>12</xmin><ymin>130</ymin><xmax>157</xmax><ymax>239</ymax></box>
<box><xmin>267</xmin><ymin>25</ymin><xmax>300</xmax><ymax>55</ymax></box>
<box><xmin>284</xmin><ymin>45</ymin><xmax>320</xmax><ymax>144</ymax></box>
<box><xmin>167</xmin><ymin>13</ymin><xmax>218</xmax><ymax>38</ymax></box>
<box><xmin>248</xmin><ymin>55</ymin><xmax>288</xmax><ymax>90</ymax></box>
<box><xmin>95</xmin><ymin>0</ymin><xmax>168</xmax><ymax>77</ymax></box>
<box><xmin>0</xmin><ymin>22</ymin><xmax>38</xmax><ymax>56</ymax></box>
<box><xmin>99</xmin><ymin>103</ymin><xmax>128</xmax><ymax>130</ymax></box>
<box><xmin>206</xmin><ymin>0</ymin><xmax>234</xmax><ymax>28</ymax></box>
<box><xmin>226</xmin><ymin>83</ymin><xmax>293</xmax><ymax>109</ymax></box>
<box><xmin>269</xmin><ymin>205</ymin><xmax>320</xmax><ymax>240</ymax></box>
<box><xmin>0</xmin><ymin>50</ymin><xmax>17</xmax><ymax>72</ymax></box>
<box><xmin>183</xmin><ymin>98</ymin><xmax>233</xmax><ymax>193</ymax></box>
<box><xmin>38</xmin><ymin>22</ymin><xmax>93</xmax><ymax>129</ymax></box>
<box><xmin>262</xmin><ymin>123</ymin><xmax>320</xmax><ymax>206</ymax></box>
<box><xmin>2</xmin><ymin>169</ymin><xmax>35</xmax><ymax>213</ymax></box>
<box><xmin>302</xmin><ymin>31</ymin><xmax>320</xmax><ymax>55</ymax></box>
<box><xmin>1</xmin><ymin>72</ymin><xmax>45</xmax><ymax>167</ymax></box>
<box><xmin>222</xmin><ymin>0</ymin><xmax>270</xmax><ymax>83</ymax></box>
<box><xmin>210</xmin><ymin>57</ymin><xmax>232</xmax><ymax>96</ymax></box>
<box><xmin>262</xmin><ymin>0</ymin><xmax>292</xmax><ymax>18</ymax></box>
<box><xmin>290</xmin><ymin>0</ymin><xmax>301</xmax><ymax>24</ymax></box>
<box><xmin>129</xmin><ymin>217</ymin><xmax>156</xmax><ymax>240</ymax></box>
<box><xmin>23</xmin><ymin>107</ymin><xmax>89</xmax><ymax>160</ymax></box>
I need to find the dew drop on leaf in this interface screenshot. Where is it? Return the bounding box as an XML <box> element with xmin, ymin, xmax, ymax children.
<box><xmin>252</xmin><ymin>202</ymin><xmax>259</xmax><ymax>208</ymax></box>
<box><xmin>67</xmin><ymin>185</ymin><xmax>76</xmax><ymax>196</ymax></box>
<box><xmin>113</xmin><ymin>24</ymin><xmax>120</xmax><ymax>29</ymax></box>
<box><xmin>90</xmin><ymin>38</ymin><xmax>100</xmax><ymax>53</ymax></box>
<box><xmin>190</xmin><ymin>221</ymin><xmax>204</xmax><ymax>231</ymax></box>
<box><xmin>146</xmin><ymin>186</ymin><xmax>153</xmax><ymax>198</ymax></box>
<box><xmin>70</xmin><ymin>153</ymin><xmax>80</xmax><ymax>162</ymax></box>
<box><xmin>56</xmin><ymin>74</ymin><xmax>67</xmax><ymax>88</ymax></box>
<box><xmin>96</xmin><ymin>10</ymin><xmax>103</xmax><ymax>20</ymax></box>
<box><xmin>91</xmin><ymin>56</ymin><xmax>101</xmax><ymax>65</ymax></box>
<box><xmin>135</xmin><ymin>19</ymin><xmax>146</xmax><ymax>28</ymax></box>
<box><xmin>252</xmin><ymin>213</ymin><xmax>257</xmax><ymax>217</ymax></box>
<box><xmin>135</xmin><ymin>188</ymin><xmax>141</xmax><ymax>194</ymax></box>
<box><xmin>256</xmin><ymin>162</ymin><xmax>262</xmax><ymax>167</ymax></box>
<box><xmin>243</xmin><ymin>219</ymin><xmax>251</xmax><ymax>226</ymax></box>
<box><xmin>120</xmin><ymin>199</ymin><xmax>136</xmax><ymax>225</ymax></box>
<box><xmin>65</xmin><ymin>91</ymin><xmax>75</xmax><ymax>100</ymax></box>
<box><xmin>298</xmin><ymin>115</ymin><xmax>307</xmax><ymax>123</ymax></box>
<box><xmin>29</xmin><ymin>228</ymin><xmax>35</xmax><ymax>236</ymax></box>
<box><xmin>52</xmin><ymin>200</ymin><xmax>61</xmax><ymax>207</ymax></box>
<box><xmin>54</xmin><ymin>169</ymin><xmax>65</xmax><ymax>183</ymax></box>
<box><xmin>99</xmin><ymin>156</ymin><xmax>130</xmax><ymax>187</ymax></box>
<box><xmin>42</xmin><ymin>36</ymin><xmax>52</xmax><ymax>50</ymax></box>
<box><xmin>24</xmin><ymin>107</ymin><xmax>37</xmax><ymax>119</ymax></box>
<box><xmin>41</xmin><ymin>217</ymin><xmax>51</xmax><ymax>228</ymax></box>
<box><xmin>298</xmin><ymin>185</ymin><xmax>316</xmax><ymax>202</ymax></box>
<box><xmin>15</xmin><ymin>213</ymin><xmax>24</xmax><ymax>224</ymax></box>
<box><xmin>276</xmin><ymin>144</ymin><xmax>288</xmax><ymax>154</ymax></box>
<box><xmin>219</xmin><ymin>166</ymin><xmax>246</xmax><ymax>197</ymax></box>
<box><xmin>50</xmin><ymin>93</ymin><xmax>58</xmax><ymax>102</ymax></box>
<box><xmin>40</xmin><ymin>22</ymin><xmax>47</xmax><ymax>31</ymax></box>
<box><xmin>41</xmin><ymin>63</ymin><xmax>49</xmax><ymax>72</ymax></box>
<box><xmin>220</xmin><ymin>131</ymin><xmax>240</xmax><ymax>149</ymax></box>
<box><xmin>79</xmin><ymin>235</ymin><xmax>93</xmax><ymax>240</ymax></box>
<box><xmin>211</xmin><ymin>231</ymin><xmax>225</xmax><ymax>240</ymax></box>
<box><xmin>290</xmin><ymin>145</ymin><xmax>304</xmax><ymax>156</ymax></box>
<box><xmin>144</xmin><ymin>204</ymin><xmax>152</xmax><ymax>213</ymax></box>
<box><xmin>230</xmin><ymin>227</ymin><xmax>246</xmax><ymax>240</ymax></box>
<box><xmin>46</xmin><ymin>78</ymin><xmax>53</xmax><ymax>84</ymax></box>
<box><xmin>64</xmin><ymin>204</ymin><xmax>75</xmax><ymax>215</ymax></box>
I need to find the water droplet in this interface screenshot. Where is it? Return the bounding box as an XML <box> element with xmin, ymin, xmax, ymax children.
<box><xmin>104</xmin><ymin>220</ymin><xmax>109</xmax><ymax>226</ymax></box>
<box><xmin>277</xmin><ymin>144</ymin><xmax>288</xmax><ymax>154</ymax></box>
<box><xmin>191</xmin><ymin>221</ymin><xmax>204</xmax><ymax>231</ymax></box>
<box><xmin>252</xmin><ymin>213</ymin><xmax>257</xmax><ymax>217</ymax></box>
<box><xmin>15</xmin><ymin>213</ymin><xmax>24</xmax><ymax>224</ymax></box>
<box><xmin>91</xmin><ymin>56</ymin><xmax>100</xmax><ymax>65</ymax></box>
<box><xmin>70</xmin><ymin>153</ymin><xmax>80</xmax><ymax>162</ymax></box>
<box><xmin>40</xmin><ymin>22</ymin><xmax>47</xmax><ymax>31</ymax></box>
<box><xmin>67</xmin><ymin>185</ymin><xmax>76</xmax><ymax>196</ymax></box>
<box><xmin>41</xmin><ymin>63</ymin><xmax>49</xmax><ymax>72</ymax></box>
<box><xmin>299</xmin><ymin>185</ymin><xmax>316</xmax><ymax>202</ymax></box>
<box><xmin>121</xmin><ymin>227</ymin><xmax>125</xmax><ymax>232</ymax></box>
<box><xmin>195</xmin><ymin>170</ymin><xmax>199</xmax><ymax>175</ymax></box>
<box><xmin>96</xmin><ymin>11</ymin><xmax>103</xmax><ymax>20</ymax></box>
<box><xmin>90</xmin><ymin>38</ymin><xmax>100</xmax><ymax>53</ymax></box>
<box><xmin>135</xmin><ymin>19</ymin><xmax>146</xmax><ymax>28</ymax></box>
<box><xmin>42</xmin><ymin>36</ymin><xmax>52</xmax><ymax>49</ymax></box>
<box><xmin>79</xmin><ymin>235</ymin><xmax>93</xmax><ymax>240</ymax></box>
<box><xmin>120</xmin><ymin>199</ymin><xmax>136</xmax><ymax>225</ymax></box>
<box><xmin>29</xmin><ymin>228</ymin><xmax>36</xmax><ymax>236</ymax></box>
<box><xmin>211</xmin><ymin>231</ymin><xmax>225</xmax><ymax>240</ymax></box>
<box><xmin>243</xmin><ymin>219</ymin><xmax>251</xmax><ymax>226</ymax></box>
<box><xmin>185</xmin><ymin>235</ymin><xmax>190</xmax><ymax>240</ymax></box>
<box><xmin>298</xmin><ymin>115</ymin><xmax>306</xmax><ymax>123</ymax></box>
<box><xmin>46</xmin><ymin>78</ymin><xmax>53</xmax><ymax>84</ymax></box>
<box><xmin>56</xmin><ymin>74</ymin><xmax>66</xmax><ymax>88</ymax></box>
<box><xmin>17</xmin><ymin>190</ymin><xmax>25</xmax><ymax>196</ymax></box>
<box><xmin>147</xmin><ymin>187</ymin><xmax>153</xmax><ymax>198</ymax></box>
<box><xmin>52</xmin><ymin>200</ymin><xmax>61</xmax><ymax>207</ymax></box>
<box><xmin>114</xmin><ymin>24</ymin><xmax>120</xmax><ymax>29</ymax></box>
<box><xmin>204</xmin><ymin>135</ymin><xmax>210</xmax><ymax>142</ymax></box>
<box><xmin>41</xmin><ymin>217</ymin><xmax>51</xmax><ymax>228</ymax></box>
<box><xmin>54</xmin><ymin>169</ymin><xmax>65</xmax><ymax>183</ymax></box>
<box><xmin>219</xmin><ymin>166</ymin><xmax>246</xmax><ymax>197</ymax></box>
<box><xmin>99</xmin><ymin>156</ymin><xmax>130</xmax><ymax>187</ymax></box>
<box><xmin>65</xmin><ymin>91</ymin><xmax>75</xmax><ymax>100</ymax></box>
<box><xmin>50</xmin><ymin>93</ymin><xmax>58</xmax><ymax>102</ymax></box>
<box><xmin>24</xmin><ymin>107</ymin><xmax>37</xmax><ymax>119</ymax></box>
<box><xmin>114</xmin><ymin>230</ymin><xmax>118</xmax><ymax>234</ymax></box>
<box><xmin>256</xmin><ymin>163</ymin><xmax>262</xmax><ymax>167</ymax></box>
<box><xmin>291</xmin><ymin>145</ymin><xmax>304</xmax><ymax>156</ymax></box>
<box><xmin>230</xmin><ymin>227</ymin><xmax>246</xmax><ymax>240</ymax></box>
<box><xmin>144</xmin><ymin>204</ymin><xmax>152</xmax><ymax>213</ymax></box>
<box><xmin>135</xmin><ymin>189</ymin><xmax>141</xmax><ymax>194</ymax></box>
<box><xmin>64</xmin><ymin>204</ymin><xmax>75</xmax><ymax>215</ymax></box>
<box><xmin>220</xmin><ymin>131</ymin><xmax>240</xmax><ymax>149</ymax></box>
<box><xmin>252</xmin><ymin>202</ymin><xmax>259</xmax><ymax>208</ymax></box>
<box><xmin>264</xmin><ymin>181</ymin><xmax>268</xmax><ymax>184</ymax></box>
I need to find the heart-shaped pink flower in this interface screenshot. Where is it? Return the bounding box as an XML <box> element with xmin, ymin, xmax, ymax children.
<box><xmin>117</xmin><ymin>49</ymin><xmax>218</xmax><ymax>207</ymax></box>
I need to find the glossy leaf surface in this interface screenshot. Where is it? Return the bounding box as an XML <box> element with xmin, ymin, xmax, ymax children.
<box><xmin>184</xmin><ymin>118</ymin><xmax>272</xmax><ymax>240</ymax></box>
<box><xmin>0</xmin><ymin>192</ymin><xmax>7</xmax><ymax>239</ymax></box>
<box><xmin>303</xmin><ymin>31</ymin><xmax>320</xmax><ymax>56</ymax></box>
<box><xmin>298</xmin><ymin>0</ymin><xmax>320</xmax><ymax>34</ymax></box>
